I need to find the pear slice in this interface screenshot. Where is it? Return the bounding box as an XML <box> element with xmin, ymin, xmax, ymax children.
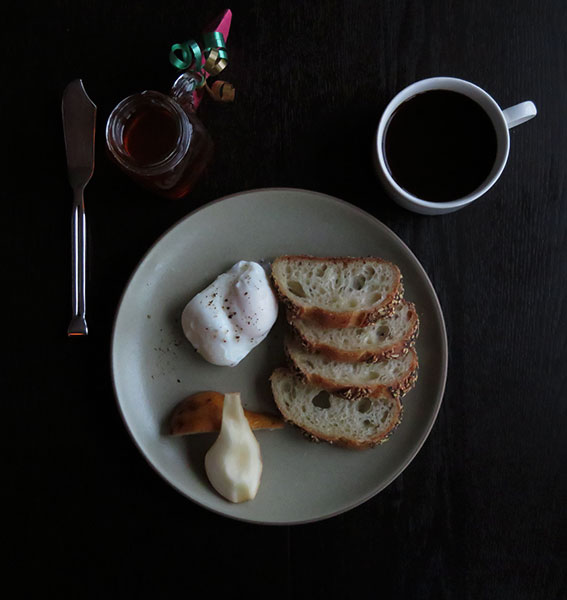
<box><xmin>169</xmin><ymin>391</ymin><xmax>284</xmax><ymax>436</ymax></box>
<box><xmin>204</xmin><ymin>393</ymin><xmax>263</xmax><ymax>503</ymax></box>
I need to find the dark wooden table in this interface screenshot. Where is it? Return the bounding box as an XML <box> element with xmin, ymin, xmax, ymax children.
<box><xmin>7</xmin><ymin>1</ymin><xmax>565</xmax><ymax>597</ymax></box>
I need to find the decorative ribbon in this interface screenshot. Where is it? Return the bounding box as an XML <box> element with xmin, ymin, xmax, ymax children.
<box><xmin>169</xmin><ymin>31</ymin><xmax>234</xmax><ymax>102</ymax></box>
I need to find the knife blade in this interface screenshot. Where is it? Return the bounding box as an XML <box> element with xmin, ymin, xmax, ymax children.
<box><xmin>62</xmin><ymin>79</ymin><xmax>96</xmax><ymax>336</ymax></box>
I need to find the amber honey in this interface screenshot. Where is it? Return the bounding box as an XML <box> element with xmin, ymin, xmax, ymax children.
<box><xmin>123</xmin><ymin>105</ymin><xmax>180</xmax><ymax>167</ymax></box>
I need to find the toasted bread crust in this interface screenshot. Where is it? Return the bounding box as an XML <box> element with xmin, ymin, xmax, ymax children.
<box><xmin>271</xmin><ymin>255</ymin><xmax>404</xmax><ymax>329</ymax></box>
<box><xmin>285</xmin><ymin>346</ymin><xmax>419</xmax><ymax>400</ymax></box>
<box><xmin>289</xmin><ymin>303</ymin><xmax>420</xmax><ymax>363</ymax></box>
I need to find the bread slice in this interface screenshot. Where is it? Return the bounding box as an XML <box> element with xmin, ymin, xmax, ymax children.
<box><xmin>270</xmin><ymin>368</ymin><xmax>402</xmax><ymax>449</ymax></box>
<box><xmin>290</xmin><ymin>299</ymin><xmax>419</xmax><ymax>363</ymax></box>
<box><xmin>285</xmin><ymin>335</ymin><xmax>418</xmax><ymax>399</ymax></box>
<box><xmin>271</xmin><ymin>256</ymin><xmax>403</xmax><ymax>328</ymax></box>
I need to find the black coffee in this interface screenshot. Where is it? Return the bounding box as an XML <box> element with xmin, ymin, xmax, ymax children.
<box><xmin>383</xmin><ymin>90</ymin><xmax>498</xmax><ymax>202</ymax></box>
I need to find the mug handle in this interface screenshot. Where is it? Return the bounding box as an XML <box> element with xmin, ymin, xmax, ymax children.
<box><xmin>502</xmin><ymin>101</ymin><xmax>537</xmax><ymax>129</ymax></box>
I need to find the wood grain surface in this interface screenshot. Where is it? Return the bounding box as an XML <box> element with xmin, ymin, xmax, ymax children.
<box><xmin>5</xmin><ymin>1</ymin><xmax>565</xmax><ymax>598</ymax></box>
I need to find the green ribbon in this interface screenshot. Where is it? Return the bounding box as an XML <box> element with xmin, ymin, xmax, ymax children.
<box><xmin>169</xmin><ymin>39</ymin><xmax>202</xmax><ymax>71</ymax></box>
<box><xmin>169</xmin><ymin>31</ymin><xmax>228</xmax><ymax>87</ymax></box>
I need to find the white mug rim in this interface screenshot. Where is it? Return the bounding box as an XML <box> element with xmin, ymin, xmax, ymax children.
<box><xmin>375</xmin><ymin>77</ymin><xmax>510</xmax><ymax>210</ymax></box>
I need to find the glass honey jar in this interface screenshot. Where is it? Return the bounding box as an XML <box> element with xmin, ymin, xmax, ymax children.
<box><xmin>105</xmin><ymin>73</ymin><xmax>213</xmax><ymax>199</ymax></box>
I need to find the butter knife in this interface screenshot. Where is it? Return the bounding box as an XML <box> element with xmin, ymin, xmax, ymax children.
<box><xmin>62</xmin><ymin>79</ymin><xmax>96</xmax><ymax>336</ymax></box>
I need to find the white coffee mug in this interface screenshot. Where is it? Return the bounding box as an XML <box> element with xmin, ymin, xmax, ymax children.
<box><xmin>373</xmin><ymin>77</ymin><xmax>537</xmax><ymax>215</ymax></box>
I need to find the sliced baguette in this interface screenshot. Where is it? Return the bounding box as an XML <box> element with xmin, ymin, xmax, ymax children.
<box><xmin>285</xmin><ymin>335</ymin><xmax>418</xmax><ymax>399</ymax></box>
<box><xmin>271</xmin><ymin>255</ymin><xmax>403</xmax><ymax>328</ymax></box>
<box><xmin>290</xmin><ymin>299</ymin><xmax>419</xmax><ymax>363</ymax></box>
<box><xmin>270</xmin><ymin>368</ymin><xmax>402</xmax><ymax>449</ymax></box>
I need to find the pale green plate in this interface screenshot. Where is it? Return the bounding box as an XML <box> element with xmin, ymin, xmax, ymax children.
<box><xmin>111</xmin><ymin>188</ymin><xmax>448</xmax><ymax>524</ymax></box>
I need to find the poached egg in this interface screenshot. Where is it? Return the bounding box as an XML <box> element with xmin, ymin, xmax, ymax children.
<box><xmin>181</xmin><ymin>261</ymin><xmax>278</xmax><ymax>366</ymax></box>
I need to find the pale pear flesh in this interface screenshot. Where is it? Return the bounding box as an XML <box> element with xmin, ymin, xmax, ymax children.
<box><xmin>204</xmin><ymin>393</ymin><xmax>263</xmax><ymax>503</ymax></box>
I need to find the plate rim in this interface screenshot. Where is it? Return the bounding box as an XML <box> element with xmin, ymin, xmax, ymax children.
<box><xmin>110</xmin><ymin>186</ymin><xmax>448</xmax><ymax>525</ymax></box>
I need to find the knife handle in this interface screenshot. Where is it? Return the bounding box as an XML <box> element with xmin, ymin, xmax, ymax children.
<box><xmin>68</xmin><ymin>189</ymin><xmax>88</xmax><ymax>336</ymax></box>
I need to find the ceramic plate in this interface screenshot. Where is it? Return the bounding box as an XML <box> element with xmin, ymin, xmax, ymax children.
<box><xmin>111</xmin><ymin>188</ymin><xmax>447</xmax><ymax>524</ymax></box>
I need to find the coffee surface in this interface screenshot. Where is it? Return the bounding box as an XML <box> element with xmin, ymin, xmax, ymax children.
<box><xmin>384</xmin><ymin>90</ymin><xmax>498</xmax><ymax>202</ymax></box>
